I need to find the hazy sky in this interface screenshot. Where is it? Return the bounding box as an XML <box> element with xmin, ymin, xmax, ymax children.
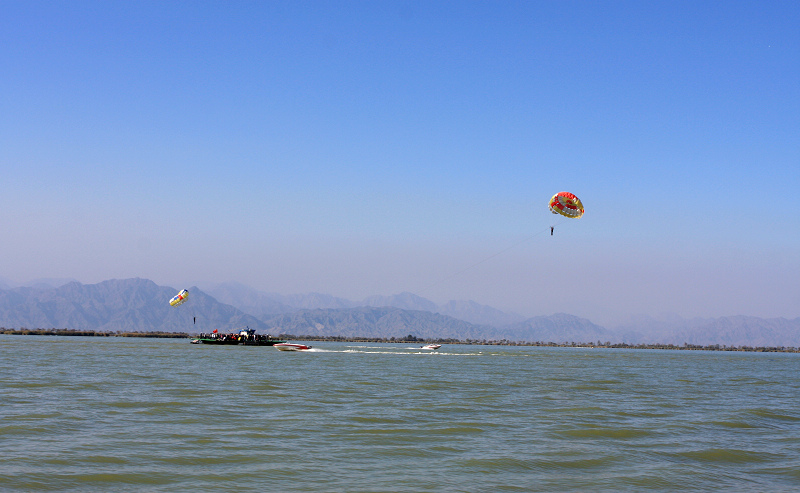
<box><xmin>2</xmin><ymin>1</ymin><xmax>798</xmax><ymax>324</ymax></box>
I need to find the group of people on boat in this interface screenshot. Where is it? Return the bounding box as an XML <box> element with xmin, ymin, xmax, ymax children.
<box><xmin>193</xmin><ymin>327</ymin><xmax>284</xmax><ymax>345</ymax></box>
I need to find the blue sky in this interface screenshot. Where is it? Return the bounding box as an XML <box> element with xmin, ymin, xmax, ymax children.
<box><xmin>1</xmin><ymin>0</ymin><xmax>798</xmax><ymax>324</ymax></box>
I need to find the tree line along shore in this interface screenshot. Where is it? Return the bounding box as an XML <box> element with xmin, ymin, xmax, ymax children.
<box><xmin>1</xmin><ymin>328</ymin><xmax>188</xmax><ymax>338</ymax></box>
<box><xmin>1</xmin><ymin>328</ymin><xmax>798</xmax><ymax>353</ymax></box>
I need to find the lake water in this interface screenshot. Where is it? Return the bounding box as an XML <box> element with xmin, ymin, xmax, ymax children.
<box><xmin>2</xmin><ymin>335</ymin><xmax>800</xmax><ymax>492</ymax></box>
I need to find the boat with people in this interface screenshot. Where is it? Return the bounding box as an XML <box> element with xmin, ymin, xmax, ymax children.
<box><xmin>274</xmin><ymin>342</ymin><xmax>312</xmax><ymax>351</ymax></box>
<box><xmin>421</xmin><ymin>344</ymin><xmax>442</xmax><ymax>350</ymax></box>
<box><xmin>191</xmin><ymin>327</ymin><xmax>285</xmax><ymax>346</ymax></box>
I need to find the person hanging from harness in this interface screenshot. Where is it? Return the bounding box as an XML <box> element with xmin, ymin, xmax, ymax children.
<box><xmin>550</xmin><ymin>226</ymin><xmax>554</xmax><ymax>236</ymax></box>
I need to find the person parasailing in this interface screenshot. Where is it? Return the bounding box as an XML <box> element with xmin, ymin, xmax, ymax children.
<box><xmin>169</xmin><ymin>288</ymin><xmax>197</xmax><ymax>325</ymax></box>
<box><xmin>548</xmin><ymin>191</ymin><xmax>584</xmax><ymax>235</ymax></box>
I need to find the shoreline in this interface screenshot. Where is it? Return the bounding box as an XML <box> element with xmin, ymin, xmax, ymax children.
<box><xmin>1</xmin><ymin>328</ymin><xmax>798</xmax><ymax>353</ymax></box>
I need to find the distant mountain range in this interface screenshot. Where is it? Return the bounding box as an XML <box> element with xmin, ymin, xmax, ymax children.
<box><xmin>202</xmin><ymin>281</ymin><xmax>527</xmax><ymax>326</ymax></box>
<box><xmin>0</xmin><ymin>278</ymin><xmax>798</xmax><ymax>347</ymax></box>
<box><xmin>0</xmin><ymin>279</ymin><xmax>267</xmax><ymax>334</ymax></box>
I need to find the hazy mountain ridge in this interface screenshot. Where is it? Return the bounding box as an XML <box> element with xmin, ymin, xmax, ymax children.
<box><xmin>204</xmin><ymin>283</ymin><xmax>525</xmax><ymax>327</ymax></box>
<box><xmin>200</xmin><ymin>282</ymin><xmax>299</xmax><ymax>318</ymax></box>
<box><xmin>362</xmin><ymin>292</ymin><xmax>438</xmax><ymax>313</ymax></box>
<box><xmin>504</xmin><ymin>313</ymin><xmax>615</xmax><ymax>344</ymax></box>
<box><xmin>260</xmin><ymin>307</ymin><xmax>500</xmax><ymax>340</ymax></box>
<box><xmin>610</xmin><ymin>314</ymin><xmax>713</xmax><ymax>343</ymax></box>
<box><xmin>0</xmin><ymin>277</ymin><xmax>81</xmax><ymax>291</ymax></box>
<box><xmin>0</xmin><ymin>278</ymin><xmax>268</xmax><ymax>333</ymax></box>
<box><xmin>671</xmin><ymin>316</ymin><xmax>800</xmax><ymax>347</ymax></box>
<box><xmin>438</xmin><ymin>299</ymin><xmax>527</xmax><ymax>327</ymax></box>
<box><xmin>0</xmin><ymin>278</ymin><xmax>797</xmax><ymax>346</ymax></box>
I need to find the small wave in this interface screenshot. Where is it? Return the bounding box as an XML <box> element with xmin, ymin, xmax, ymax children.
<box><xmin>709</xmin><ymin>420</ymin><xmax>757</xmax><ymax>429</ymax></box>
<box><xmin>612</xmin><ymin>474</ymin><xmax>683</xmax><ymax>489</ymax></box>
<box><xmin>11</xmin><ymin>472</ymin><xmax>177</xmax><ymax>489</ymax></box>
<box><xmin>556</xmin><ymin>427</ymin><xmax>654</xmax><ymax>439</ymax></box>
<box><xmin>81</xmin><ymin>455</ymin><xmax>128</xmax><ymax>465</ymax></box>
<box><xmin>432</xmin><ymin>425</ymin><xmax>486</xmax><ymax>435</ymax></box>
<box><xmin>458</xmin><ymin>457</ymin><xmax>541</xmax><ymax>473</ymax></box>
<box><xmin>730</xmin><ymin>377</ymin><xmax>779</xmax><ymax>385</ymax></box>
<box><xmin>0</xmin><ymin>424</ymin><xmax>60</xmax><ymax>436</ymax></box>
<box><xmin>3</xmin><ymin>381</ymin><xmax>60</xmax><ymax>389</ymax></box>
<box><xmin>458</xmin><ymin>454</ymin><xmax>618</xmax><ymax>473</ymax></box>
<box><xmin>379</xmin><ymin>446</ymin><xmax>433</xmax><ymax>458</ymax></box>
<box><xmin>349</xmin><ymin>416</ymin><xmax>407</xmax><ymax>424</ymax></box>
<box><xmin>746</xmin><ymin>408</ymin><xmax>800</xmax><ymax>422</ymax></box>
<box><xmin>245</xmin><ymin>382</ymin><xmax>284</xmax><ymax>391</ymax></box>
<box><xmin>615</xmin><ymin>410</ymin><xmax>673</xmax><ymax>418</ymax></box>
<box><xmin>156</xmin><ymin>454</ymin><xmax>264</xmax><ymax>466</ymax></box>
<box><xmin>10</xmin><ymin>412</ymin><xmax>62</xmax><ymax>420</ymax></box>
<box><xmin>677</xmin><ymin>448</ymin><xmax>776</xmax><ymax>463</ymax></box>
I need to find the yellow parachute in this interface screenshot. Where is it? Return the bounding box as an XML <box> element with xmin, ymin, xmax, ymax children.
<box><xmin>169</xmin><ymin>289</ymin><xmax>189</xmax><ymax>307</ymax></box>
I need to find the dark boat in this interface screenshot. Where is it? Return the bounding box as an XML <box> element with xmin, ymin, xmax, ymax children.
<box><xmin>191</xmin><ymin>327</ymin><xmax>285</xmax><ymax>346</ymax></box>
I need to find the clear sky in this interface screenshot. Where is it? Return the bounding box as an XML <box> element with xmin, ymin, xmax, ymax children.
<box><xmin>1</xmin><ymin>0</ymin><xmax>798</xmax><ymax>325</ymax></box>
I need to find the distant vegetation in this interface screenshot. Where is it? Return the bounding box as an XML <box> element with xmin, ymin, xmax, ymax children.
<box><xmin>290</xmin><ymin>334</ymin><xmax>799</xmax><ymax>352</ymax></box>
<box><xmin>0</xmin><ymin>328</ymin><xmax>189</xmax><ymax>338</ymax></box>
<box><xmin>2</xmin><ymin>328</ymin><xmax>797</xmax><ymax>352</ymax></box>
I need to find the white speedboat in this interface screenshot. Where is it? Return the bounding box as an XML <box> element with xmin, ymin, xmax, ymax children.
<box><xmin>421</xmin><ymin>344</ymin><xmax>442</xmax><ymax>350</ymax></box>
<box><xmin>275</xmin><ymin>343</ymin><xmax>312</xmax><ymax>351</ymax></box>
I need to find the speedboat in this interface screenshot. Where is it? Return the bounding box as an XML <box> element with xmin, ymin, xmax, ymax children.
<box><xmin>275</xmin><ymin>343</ymin><xmax>312</xmax><ymax>351</ymax></box>
<box><xmin>421</xmin><ymin>344</ymin><xmax>442</xmax><ymax>350</ymax></box>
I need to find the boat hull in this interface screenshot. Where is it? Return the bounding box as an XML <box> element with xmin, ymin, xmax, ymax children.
<box><xmin>275</xmin><ymin>343</ymin><xmax>311</xmax><ymax>351</ymax></box>
<box><xmin>192</xmin><ymin>333</ymin><xmax>285</xmax><ymax>346</ymax></box>
<box><xmin>195</xmin><ymin>338</ymin><xmax>286</xmax><ymax>346</ymax></box>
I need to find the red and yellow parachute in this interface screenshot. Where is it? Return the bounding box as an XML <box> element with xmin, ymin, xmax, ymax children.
<box><xmin>549</xmin><ymin>192</ymin><xmax>584</xmax><ymax>219</ymax></box>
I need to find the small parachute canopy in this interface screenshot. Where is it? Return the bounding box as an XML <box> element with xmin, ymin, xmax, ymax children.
<box><xmin>169</xmin><ymin>289</ymin><xmax>189</xmax><ymax>307</ymax></box>
<box><xmin>549</xmin><ymin>192</ymin><xmax>584</xmax><ymax>219</ymax></box>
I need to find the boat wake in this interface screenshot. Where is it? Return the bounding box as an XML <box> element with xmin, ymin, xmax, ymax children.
<box><xmin>276</xmin><ymin>344</ymin><xmax>481</xmax><ymax>356</ymax></box>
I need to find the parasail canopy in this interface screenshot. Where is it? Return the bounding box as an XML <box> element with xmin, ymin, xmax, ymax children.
<box><xmin>169</xmin><ymin>289</ymin><xmax>189</xmax><ymax>307</ymax></box>
<box><xmin>549</xmin><ymin>192</ymin><xmax>584</xmax><ymax>219</ymax></box>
